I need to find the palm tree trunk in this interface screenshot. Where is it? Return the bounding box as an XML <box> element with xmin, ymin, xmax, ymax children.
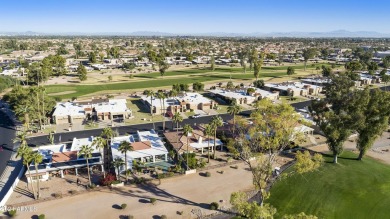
<box><xmin>125</xmin><ymin>153</ymin><xmax>128</xmax><ymax>182</ymax></box>
<box><xmin>86</xmin><ymin>158</ymin><xmax>91</xmax><ymax>186</ymax></box>
<box><xmin>213</xmin><ymin>130</ymin><xmax>217</xmax><ymax>158</ymax></box>
<box><xmin>35</xmin><ymin>164</ymin><xmax>40</xmax><ymax>199</ymax></box>
<box><xmin>27</xmin><ymin>166</ymin><xmax>37</xmax><ymax>199</ymax></box>
<box><xmin>186</xmin><ymin>139</ymin><xmax>189</xmax><ymax>170</ymax></box>
<box><xmin>150</xmin><ymin>96</ymin><xmax>155</xmax><ymax>130</ymax></box>
<box><xmin>207</xmin><ymin>138</ymin><xmax>210</xmax><ymax>163</ymax></box>
<box><xmin>101</xmin><ymin>148</ymin><xmax>106</xmax><ymax>178</ymax></box>
<box><xmin>162</xmin><ymin>99</ymin><xmax>166</xmax><ymax>131</ymax></box>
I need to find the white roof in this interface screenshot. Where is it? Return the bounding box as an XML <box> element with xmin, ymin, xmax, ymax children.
<box><xmin>110</xmin><ymin>130</ymin><xmax>168</xmax><ymax>168</ymax></box>
<box><xmin>94</xmin><ymin>99</ymin><xmax>130</xmax><ymax>114</ymax></box>
<box><xmin>177</xmin><ymin>92</ymin><xmax>212</xmax><ymax>105</ymax></box>
<box><xmin>190</xmin><ymin>139</ymin><xmax>223</xmax><ymax>149</ymax></box>
<box><xmin>141</xmin><ymin>96</ymin><xmax>180</xmax><ymax>108</ymax></box>
<box><xmin>53</xmin><ymin>102</ymin><xmax>85</xmax><ymax>117</ymax></box>
<box><xmin>70</xmin><ymin>136</ymin><xmax>99</xmax><ymax>153</ymax></box>
<box><xmin>209</xmin><ymin>87</ymin><xmax>278</xmax><ymax>100</ymax></box>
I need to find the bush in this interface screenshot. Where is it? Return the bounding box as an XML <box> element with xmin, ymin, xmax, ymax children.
<box><xmin>88</xmin><ymin>183</ymin><xmax>96</xmax><ymax>189</ymax></box>
<box><xmin>177</xmin><ymin>211</ymin><xmax>183</xmax><ymax>215</ymax></box>
<box><xmin>150</xmin><ymin>198</ymin><xmax>157</xmax><ymax>205</ymax></box>
<box><xmin>121</xmin><ymin>203</ymin><xmax>127</xmax><ymax>210</ymax></box>
<box><xmin>160</xmin><ymin>215</ymin><xmax>168</xmax><ymax>219</ymax></box>
<box><xmin>54</xmin><ymin>96</ymin><xmax>62</xmax><ymax>102</ymax></box>
<box><xmin>68</xmin><ymin>189</ymin><xmax>78</xmax><ymax>195</ymax></box>
<box><xmin>205</xmin><ymin>172</ymin><xmax>211</xmax><ymax>177</ymax></box>
<box><xmin>210</xmin><ymin>202</ymin><xmax>219</xmax><ymax>210</ymax></box>
<box><xmin>8</xmin><ymin>210</ymin><xmax>17</xmax><ymax>217</ymax></box>
<box><xmin>227</xmin><ymin>157</ymin><xmax>232</xmax><ymax>163</ymax></box>
<box><xmin>231</xmin><ymin>165</ymin><xmax>238</xmax><ymax>169</ymax></box>
<box><xmin>100</xmin><ymin>173</ymin><xmax>116</xmax><ymax>186</ymax></box>
<box><xmin>126</xmin><ymin>215</ymin><xmax>134</xmax><ymax>219</ymax></box>
<box><xmin>52</xmin><ymin>192</ymin><xmax>63</xmax><ymax>198</ymax></box>
<box><xmin>38</xmin><ymin>214</ymin><xmax>45</xmax><ymax>219</ymax></box>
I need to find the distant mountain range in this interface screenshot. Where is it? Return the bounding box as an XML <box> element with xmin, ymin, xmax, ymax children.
<box><xmin>0</xmin><ymin>30</ymin><xmax>389</xmax><ymax>38</ymax></box>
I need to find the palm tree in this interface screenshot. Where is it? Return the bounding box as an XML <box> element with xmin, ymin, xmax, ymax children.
<box><xmin>79</xmin><ymin>145</ymin><xmax>93</xmax><ymax>187</ymax></box>
<box><xmin>183</xmin><ymin>124</ymin><xmax>193</xmax><ymax>170</ymax></box>
<box><xmin>31</xmin><ymin>151</ymin><xmax>43</xmax><ymax>199</ymax></box>
<box><xmin>92</xmin><ymin>136</ymin><xmax>106</xmax><ymax>177</ymax></box>
<box><xmin>100</xmin><ymin>127</ymin><xmax>115</xmax><ymax>168</ymax></box>
<box><xmin>227</xmin><ymin>103</ymin><xmax>242</xmax><ymax>134</ymax></box>
<box><xmin>14</xmin><ymin>104</ymin><xmax>31</xmax><ymax>130</ymax></box>
<box><xmin>156</xmin><ymin>91</ymin><xmax>166</xmax><ymax>131</ymax></box>
<box><xmin>16</xmin><ymin>145</ymin><xmax>37</xmax><ymax>199</ymax></box>
<box><xmin>14</xmin><ymin>131</ymin><xmax>28</xmax><ymax>147</ymax></box>
<box><xmin>204</xmin><ymin>124</ymin><xmax>214</xmax><ymax>163</ymax></box>
<box><xmin>211</xmin><ymin>116</ymin><xmax>224</xmax><ymax>157</ymax></box>
<box><xmin>145</xmin><ymin>90</ymin><xmax>156</xmax><ymax>130</ymax></box>
<box><xmin>112</xmin><ymin>157</ymin><xmax>125</xmax><ymax>181</ymax></box>
<box><xmin>118</xmin><ymin>141</ymin><xmax>133</xmax><ymax>182</ymax></box>
<box><xmin>172</xmin><ymin>112</ymin><xmax>183</xmax><ymax>146</ymax></box>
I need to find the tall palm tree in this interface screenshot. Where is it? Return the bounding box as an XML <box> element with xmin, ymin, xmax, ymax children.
<box><xmin>118</xmin><ymin>141</ymin><xmax>134</xmax><ymax>182</ymax></box>
<box><xmin>16</xmin><ymin>145</ymin><xmax>37</xmax><ymax>199</ymax></box>
<box><xmin>31</xmin><ymin>152</ymin><xmax>43</xmax><ymax>199</ymax></box>
<box><xmin>112</xmin><ymin>157</ymin><xmax>125</xmax><ymax>181</ymax></box>
<box><xmin>227</xmin><ymin>103</ymin><xmax>242</xmax><ymax>134</ymax></box>
<box><xmin>204</xmin><ymin>124</ymin><xmax>214</xmax><ymax>163</ymax></box>
<box><xmin>211</xmin><ymin>116</ymin><xmax>224</xmax><ymax>157</ymax></box>
<box><xmin>172</xmin><ymin>112</ymin><xmax>183</xmax><ymax>146</ymax></box>
<box><xmin>145</xmin><ymin>90</ymin><xmax>155</xmax><ymax>130</ymax></box>
<box><xmin>183</xmin><ymin>124</ymin><xmax>193</xmax><ymax>170</ymax></box>
<box><xmin>156</xmin><ymin>91</ymin><xmax>166</xmax><ymax>131</ymax></box>
<box><xmin>92</xmin><ymin>136</ymin><xmax>106</xmax><ymax>177</ymax></box>
<box><xmin>79</xmin><ymin>145</ymin><xmax>93</xmax><ymax>186</ymax></box>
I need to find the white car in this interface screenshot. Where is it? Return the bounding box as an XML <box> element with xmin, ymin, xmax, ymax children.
<box><xmin>190</xmin><ymin>114</ymin><xmax>201</xmax><ymax>119</ymax></box>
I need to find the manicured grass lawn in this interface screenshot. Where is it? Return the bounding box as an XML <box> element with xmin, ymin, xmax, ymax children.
<box><xmin>45</xmin><ymin>64</ymin><xmax>342</xmax><ymax>99</ymax></box>
<box><xmin>268</xmin><ymin>151</ymin><xmax>390</xmax><ymax>219</ymax></box>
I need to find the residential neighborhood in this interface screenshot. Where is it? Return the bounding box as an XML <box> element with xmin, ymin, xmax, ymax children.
<box><xmin>1</xmin><ymin>1</ymin><xmax>390</xmax><ymax>219</ymax></box>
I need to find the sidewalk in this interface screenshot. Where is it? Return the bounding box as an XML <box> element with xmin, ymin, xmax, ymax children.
<box><xmin>0</xmin><ymin>152</ymin><xmax>24</xmax><ymax>207</ymax></box>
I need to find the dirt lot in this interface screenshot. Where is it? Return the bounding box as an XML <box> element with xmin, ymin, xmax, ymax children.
<box><xmin>13</xmin><ymin>162</ymin><xmax>254</xmax><ymax>219</ymax></box>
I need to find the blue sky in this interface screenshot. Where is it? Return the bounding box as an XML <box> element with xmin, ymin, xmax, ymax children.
<box><xmin>1</xmin><ymin>0</ymin><xmax>389</xmax><ymax>33</ymax></box>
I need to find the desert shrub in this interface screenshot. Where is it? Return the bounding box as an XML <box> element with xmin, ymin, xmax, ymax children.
<box><xmin>160</xmin><ymin>215</ymin><xmax>168</xmax><ymax>219</ymax></box>
<box><xmin>52</xmin><ymin>192</ymin><xmax>63</xmax><ymax>198</ymax></box>
<box><xmin>150</xmin><ymin>198</ymin><xmax>157</xmax><ymax>205</ymax></box>
<box><xmin>8</xmin><ymin>210</ymin><xmax>17</xmax><ymax>217</ymax></box>
<box><xmin>38</xmin><ymin>214</ymin><xmax>45</xmax><ymax>219</ymax></box>
<box><xmin>121</xmin><ymin>203</ymin><xmax>127</xmax><ymax>210</ymax></box>
<box><xmin>126</xmin><ymin>215</ymin><xmax>134</xmax><ymax>219</ymax></box>
<box><xmin>231</xmin><ymin>165</ymin><xmax>238</xmax><ymax>169</ymax></box>
<box><xmin>177</xmin><ymin>211</ymin><xmax>183</xmax><ymax>215</ymax></box>
<box><xmin>227</xmin><ymin>157</ymin><xmax>232</xmax><ymax>163</ymax></box>
<box><xmin>88</xmin><ymin>183</ymin><xmax>96</xmax><ymax>189</ymax></box>
<box><xmin>205</xmin><ymin>172</ymin><xmax>211</xmax><ymax>177</ymax></box>
<box><xmin>68</xmin><ymin>189</ymin><xmax>78</xmax><ymax>195</ymax></box>
<box><xmin>210</xmin><ymin>202</ymin><xmax>219</xmax><ymax>210</ymax></box>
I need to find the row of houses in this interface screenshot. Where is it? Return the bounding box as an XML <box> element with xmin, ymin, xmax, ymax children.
<box><xmin>141</xmin><ymin>92</ymin><xmax>218</xmax><ymax>115</ymax></box>
<box><xmin>27</xmin><ymin>127</ymin><xmax>223</xmax><ymax>182</ymax></box>
<box><xmin>209</xmin><ymin>87</ymin><xmax>279</xmax><ymax>105</ymax></box>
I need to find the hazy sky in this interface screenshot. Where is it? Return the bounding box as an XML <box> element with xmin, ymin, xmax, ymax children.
<box><xmin>1</xmin><ymin>0</ymin><xmax>389</xmax><ymax>33</ymax></box>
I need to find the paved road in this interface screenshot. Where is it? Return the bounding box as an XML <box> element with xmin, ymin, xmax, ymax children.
<box><xmin>0</xmin><ymin>110</ymin><xmax>16</xmax><ymax>181</ymax></box>
<box><xmin>26</xmin><ymin>100</ymin><xmax>312</xmax><ymax>146</ymax></box>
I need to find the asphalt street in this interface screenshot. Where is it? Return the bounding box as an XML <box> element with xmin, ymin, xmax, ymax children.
<box><xmin>0</xmin><ymin>111</ymin><xmax>16</xmax><ymax>182</ymax></box>
<box><xmin>26</xmin><ymin>100</ymin><xmax>312</xmax><ymax>146</ymax></box>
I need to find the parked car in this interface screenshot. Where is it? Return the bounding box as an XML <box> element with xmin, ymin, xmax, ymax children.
<box><xmin>190</xmin><ymin>114</ymin><xmax>201</xmax><ymax>119</ymax></box>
